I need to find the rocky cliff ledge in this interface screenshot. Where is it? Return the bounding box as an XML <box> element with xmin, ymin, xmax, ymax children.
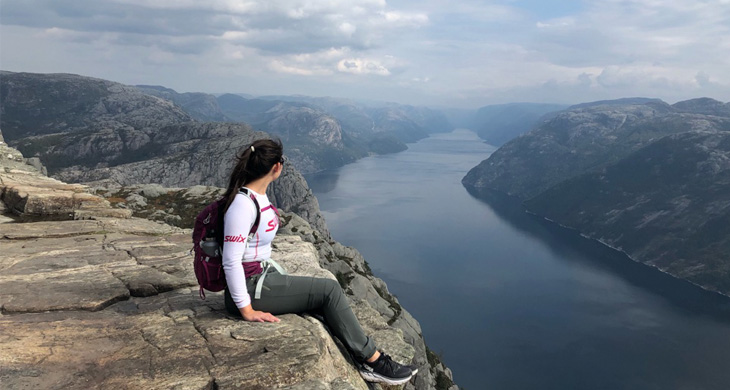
<box><xmin>1</xmin><ymin>139</ymin><xmax>131</xmax><ymax>221</ymax></box>
<box><xmin>0</xmin><ymin>144</ymin><xmax>457</xmax><ymax>389</ymax></box>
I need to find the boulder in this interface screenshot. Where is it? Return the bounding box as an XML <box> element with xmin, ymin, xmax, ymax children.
<box><xmin>0</xmin><ymin>148</ymin><xmax>132</xmax><ymax>220</ymax></box>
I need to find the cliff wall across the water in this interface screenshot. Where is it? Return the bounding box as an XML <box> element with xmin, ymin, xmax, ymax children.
<box><xmin>463</xmin><ymin>98</ymin><xmax>730</xmax><ymax>297</ymax></box>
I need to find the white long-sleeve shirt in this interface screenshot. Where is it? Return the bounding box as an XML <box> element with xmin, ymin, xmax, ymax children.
<box><xmin>222</xmin><ymin>188</ymin><xmax>279</xmax><ymax>309</ymax></box>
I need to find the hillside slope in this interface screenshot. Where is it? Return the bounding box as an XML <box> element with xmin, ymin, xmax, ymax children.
<box><xmin>463</xmin><ymin>98</ymin><xmax>730</xmax><ymax>295</ymax></box>
<box><xmin>0</xmin><ymin>72</ymin><xmax>329</xmax><ymax>234</ymax></box>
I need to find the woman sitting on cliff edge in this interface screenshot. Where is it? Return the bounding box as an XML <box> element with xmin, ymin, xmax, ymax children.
<box><xmin>221</xmin><ymin>138</ymin><xmax>416</xmax><ymax>385</ymax></box>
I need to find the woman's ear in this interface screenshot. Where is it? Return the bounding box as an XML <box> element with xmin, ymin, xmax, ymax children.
<box><xmin>271</xmin><ymin>162</ymin><xmax>282</xmax><ymax>177</ymax></box>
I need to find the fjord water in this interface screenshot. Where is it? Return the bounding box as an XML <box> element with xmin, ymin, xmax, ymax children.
<box><xmin>306</xmin><ymin>129</ymin><xmax>730</xmax><ymax>390</ymax></box>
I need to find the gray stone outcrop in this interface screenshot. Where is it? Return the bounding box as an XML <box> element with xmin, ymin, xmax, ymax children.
<box><xmin>0</xmin><ymin>218</ymin><xmax>409</xmax><ymax>389</ymax></box>
<box><xmin>0</xmin><ymin>157</ymin><xmax>418</xmax><ymax>389</ymax></box>
<box><xmin>0</xmin><ymin>218</ymin><xmax>415</xmax><ymax>389</ymax></box>
<box><xmin>0</xmin><ymin>140</ymin><xmax>131</xmax><ymax>220</ymax></box>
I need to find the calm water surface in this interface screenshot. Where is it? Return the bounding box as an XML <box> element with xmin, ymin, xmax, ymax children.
<box><xmin>305</xmin><ymin>129</ymin><xmax>730</xmax><ymax>390</ymax></box>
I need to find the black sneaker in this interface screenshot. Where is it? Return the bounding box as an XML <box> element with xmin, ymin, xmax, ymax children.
<box><xmin>359</xmin><ymin>352</ymin><xmax>414</xmax><ymax>385</ymax></box>
<box><xmin>406</xmin><ymin>364</ymin><xmax>419</xmax><ymax>375</ymax></box>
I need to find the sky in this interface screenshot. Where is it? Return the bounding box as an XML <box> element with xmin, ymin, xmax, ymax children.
<box><xmin>1</xmin><ymin>0</ymin><xmax>729</xmax><ymax>108</ymax></box>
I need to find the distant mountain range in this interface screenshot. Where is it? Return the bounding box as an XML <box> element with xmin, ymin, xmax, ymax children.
<box><xmin>0</xmin><ymin>72</ymin><xmax>324</xmax><ymax>233</ymax></box>
<box><xmin>0</xmin><ymin>71</ymin><xmax>455</xmax><ymax>178</ymax></box>
<box><xmin>139</xmin><ymin>84</ymin><xmax>454</xmax><ymax>172</ymax></box>
<box><xmin>463</xmin><ymin>98</ymin><xmax>730</xmax><ymax>296</ymax></box>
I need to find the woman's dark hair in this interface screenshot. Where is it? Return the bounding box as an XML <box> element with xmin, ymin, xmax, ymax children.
<box><xmin>223</xmin><ymin>138</ymin><xmax>283</xmax><ymax>212</ymax></box>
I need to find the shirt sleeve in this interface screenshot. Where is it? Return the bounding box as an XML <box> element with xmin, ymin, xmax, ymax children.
<box><xmin>222</xmin><ymin>194</ymin><xmax>257</xmax><ymax>309</ymax></box>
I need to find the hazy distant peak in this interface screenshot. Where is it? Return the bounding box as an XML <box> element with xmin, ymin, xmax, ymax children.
<box><xmin>217</xmin><ymin>93</ymin><xmax>249</xmax><ymax>101</ymax></box>
<box><xmin>568</xmin><ymin>97</ymin><xmax>665</xmax><ymax>110</ymax></box>
<box><xmin>672</xmin><ymin>97</ymin><xmax>730</xmax><ymax>117</ymax></box>
<box><xmin>136</xmin><ymin>85</ymin><xmax>178</xmax><ymax>94</ymax></box>
<box><xmin>1</xmin><ymin>71</ymin><xmax>113</xmax><ymax>85</ymax></box>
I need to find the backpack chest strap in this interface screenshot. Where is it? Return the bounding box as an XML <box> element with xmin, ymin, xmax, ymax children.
<box><xmin>253</xmin><ymin>258</ymin><xmax>287</xmax><ymax>300</ymax></box>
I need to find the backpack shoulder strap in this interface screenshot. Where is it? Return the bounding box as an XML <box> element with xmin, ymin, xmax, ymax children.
<box><xmin>239</xmin><ymin>188</ymin><xmax>262</xmax><ymax>236</ymax></box>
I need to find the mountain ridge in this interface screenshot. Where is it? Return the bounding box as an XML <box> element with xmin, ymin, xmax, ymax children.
<box><xmin>463</xmin><ymin>97</ymin><xmax>730</xmax><ymax>296</ymax></box>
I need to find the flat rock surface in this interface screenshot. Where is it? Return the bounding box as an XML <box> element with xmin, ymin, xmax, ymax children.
<box><xmin>0</xmin><ymin>218</ymin><xmax>411</xmax><ymax>389</ymax></box>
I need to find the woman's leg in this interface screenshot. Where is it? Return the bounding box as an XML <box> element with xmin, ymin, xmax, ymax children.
<box><xmin>224</xmin><ymin>271</ymin><xmax>376</xmax><ymax>362</ymax></box>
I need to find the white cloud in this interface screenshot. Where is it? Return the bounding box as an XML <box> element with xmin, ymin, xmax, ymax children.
<box><xmin>536</xmin><ymin>18</ymin><xmax>575</xmax><ymax>29</ymax></box>
<box><xmin>267</xmin><ymin>47</ymin><xmax>379</xmax><ymax>76</ymax></box>
<box><xmin>339</xmin><ymin>22</ymin><xmax>357</xmax><ymax>36</ymax></box>
<box><xmin>269</xmin><ymin>60</ymin><xmax>317</xmax><ymax>76</ymax></box>
<box><xmin>221</xmin><ymin>31</ymin><xmax>249</xmax><ymax>41</ymax></box>
<box><xmin>109</xmin><ymin>0</ymin><xmax>258</xmax><ymax>13</ymax></box>
<box><xmin>508</xmin><ymin>0</ymin><xmax>730</xmax><ymax>102</ymax></box>
<box><xmin>695</xmin><ymin>71</ymin><xmax>711</xmax><ymax>87</ymax></box>
<box><xmin>39</xmin><ymin>27</ymin><xmax>97</xmax><ymax>42</ymax></box>
<box><xmin>3</xmin><ymin>0</ymin><xmax>430</xmax><ymax>53</ymax></box>
<box><xmin>380</xmin><ymin>11</ymin><xmax>429</xmax><ymax>26</ymax></box>
<box><xmin>337</xmin><ymin>59</ymin><xmax>391</xmax><ymax>76</ymax></box>
<box><xmin>1</xmin><ymin>0</ymin><xmax>729</xmax><ymax>106</ymax></box>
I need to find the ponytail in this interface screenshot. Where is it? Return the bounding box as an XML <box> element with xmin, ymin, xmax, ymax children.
<box><xmin>223</xmin><ymin>139</ymin><xmax>283</xmax><ymax>213</ymax></box>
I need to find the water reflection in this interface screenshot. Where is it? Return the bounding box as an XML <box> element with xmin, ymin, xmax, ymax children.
<box><xmin>304</xmin><ymin>170</ymin><xmax>340</xmax><ymax>194</ymax></box>
<box><xmin>466</xmin><ymin>186</ymin><xmax>730</xmax><ymax>324</ymax></box>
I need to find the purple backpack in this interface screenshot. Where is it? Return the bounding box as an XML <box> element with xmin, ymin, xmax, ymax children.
<box><xmin>192</xmin><ymin>190</ymin><xmax>260</xmax><ymax>299</ymax></box>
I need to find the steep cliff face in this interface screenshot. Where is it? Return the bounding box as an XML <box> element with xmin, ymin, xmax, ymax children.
<box><xmin>265</xmin><ymin>104</ymin><xmax>345</xmax><ymax>148</ymax></box>
<box><xmin>524</xmin><ymin>130</ymin><xmax>730</xmax><ymax>294</ymax></box>
<box><xmin>463</xmin><ymin>98</ymin><xmax>730</xmax><ymax>296</ymax></box>
<box><xmin>254</xmin><ymin>102</ymin><xmax>356</xmax><ymax>173</ymax></box>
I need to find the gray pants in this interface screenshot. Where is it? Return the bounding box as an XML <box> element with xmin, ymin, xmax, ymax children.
<box><xmin>224</xmin><ymin>270</ymin><xmax>377</xmax><ymax>362</ymax></box>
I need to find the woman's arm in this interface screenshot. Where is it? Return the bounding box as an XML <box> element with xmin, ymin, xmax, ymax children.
<box><xmin>222</xmin><ymin>194</ymin><xmax>278</xmax><ymax>322</ymax></box>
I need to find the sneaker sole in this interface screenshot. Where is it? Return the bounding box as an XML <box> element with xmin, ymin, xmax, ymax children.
<box><xmin>359</xmin><ymin>370</ymin><xmax>413</xmax><ymax>385</ymax></box>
